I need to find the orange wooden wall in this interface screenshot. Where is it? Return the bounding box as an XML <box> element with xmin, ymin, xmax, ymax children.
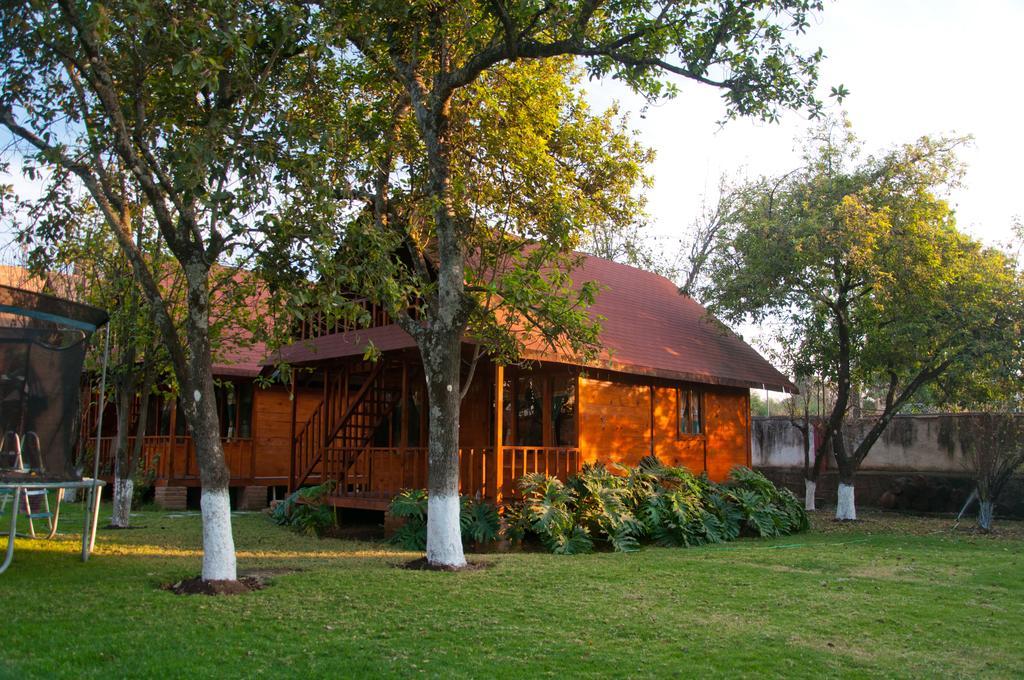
<box><xmin>703</xmin><ymin>389</ymin><xmax>751</xmax><ymax>481</ymax></box>
<box><xmin>578</xmin><ymin>378</ymin><xmax>650</xmax><ymax>467</ymax></box>
<box><xmin>251</xmin><ymin>386</ymin><xmax>321</xmax><ymax>480</ymax></box>
<box><xmin>578</xmin><ymin>376</ymin><xmax>749</xmax><ymax>482</ymax></box>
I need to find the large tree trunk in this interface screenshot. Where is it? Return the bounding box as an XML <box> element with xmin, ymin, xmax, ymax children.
<box><xmin>804</xmin><ymin>478</ymin><xmax>817</xmax><ymax>513</ymax></box>
<box><xmin>836</xmin><ymin>480</ymin><xmax>856</xmax><ymax>521</ymax></box>
<box><xmin>180</xmin><ymin>266</ymin><xmax>237</xmax><ymax>582</ymax></box>
<box><xmin>834</xmin><ymin>431</ymin><xmax>858</xmax><ymax>521</ymax></box>
<box><xmin>799</xmin><ymin>416</ymin><xmax>822</xmax><ymax>512</ymax></box>
<box><xmin>408</xmin><ymin>91</ymin><xmax>469</xmax><ymax>569</ymax></box>
<box><xmin>421</xmin><ymin>329</ymin><xmax>466</xmax><ymax>568</ymax></box>
<box><xmin>110</xmin><ymin>386</ymin><xmax>134</xmax><ymax>528</ymax></box>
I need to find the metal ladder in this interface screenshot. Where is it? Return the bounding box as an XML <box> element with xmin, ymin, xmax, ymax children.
<box><xmin>0</xmin><ymin>431</ymin><xmax>62</xmax><ymax>540</ymax></box>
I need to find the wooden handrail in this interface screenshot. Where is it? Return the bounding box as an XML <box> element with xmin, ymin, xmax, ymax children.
<box><xmin>290</xmin><ymin>297</ymin><xmax>424</xmax><ymax>343</ymax></box>
<box><xmin>293</xmin><ymin>360</ymin><xmax>399</xmax><ymax>489</ymax></box>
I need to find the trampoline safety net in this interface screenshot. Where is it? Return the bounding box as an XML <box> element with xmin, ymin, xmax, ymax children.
<box><xmin>0</xmin><ymin>284</ymin><xmax>109</xmax><ymax>483</ymax></box>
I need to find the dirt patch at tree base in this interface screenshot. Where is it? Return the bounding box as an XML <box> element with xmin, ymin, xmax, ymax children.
<box><xmin>162</xmin><ymin>567</ymin><xmax>303</xmax><ymax>595</ymax></box>
<box><xmin>397</xmin><ymin>557</ymin><xmax>492</xmax><ymax>572</ymax></box>
<box><xmin>162</xmin><ymin>576</ymin><xmax>265</xmax><ymax>596</ymax></box>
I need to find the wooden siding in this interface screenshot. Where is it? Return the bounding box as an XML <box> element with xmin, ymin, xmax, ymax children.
<box><xmin>578</xmin><ymin>378</ymin><xmax>651</xmax><ymax>467</ymax></box>
<box><xmin>251</xmin><ymin>386</ymin><xmax>321</xmax><ymax>481</ymax></box>
<box><xmin>578</xmin><ymin>375</ymin><xmax>749</xmax><ymax>482</ymax></box>
<box><xmin>704</xmin><ymin>388</ymin><xmax>751</xmax><ymax>481</ymax></box>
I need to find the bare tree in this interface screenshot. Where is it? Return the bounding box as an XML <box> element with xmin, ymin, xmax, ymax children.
<box><xmin>678</xmin><ymin>175</ymin><xmax>738</xmax><ymax>299</ymax></box>
<box><xmin>960</xmin><ymin>412</ymin><xmax>1024</xmax><ymax>532</ymax></box>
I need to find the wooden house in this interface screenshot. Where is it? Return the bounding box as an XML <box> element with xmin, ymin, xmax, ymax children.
<box><xmin>267</xmin><ymin>254</ymin><xmax>793</xmax><ymax>512</ymax></box>
<box><xmin>74</xmin><ymin>254</ymin><xmax>790</xmax><ymax>511</ymax></box>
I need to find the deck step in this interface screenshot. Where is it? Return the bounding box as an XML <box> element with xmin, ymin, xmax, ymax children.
<box><xmin>324</xmin><ymin>496</ymin><xmax>391</xmax><ymax>511</ymax></box>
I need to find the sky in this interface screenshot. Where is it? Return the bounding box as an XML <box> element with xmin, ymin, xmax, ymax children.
<box><xmin>585</xmin><ymin>0</ymin><xmax>1024</xmax><ymax>250</ymax></box>
<box><xmin>5</xmin><ymin>0</ymin><xmax>1019</xmax><ymax>252</ymax></box>
<box><xmin>581</xmin><ymin>0</ymin><xmax>1024</xmax><ymax>399</ymax></box>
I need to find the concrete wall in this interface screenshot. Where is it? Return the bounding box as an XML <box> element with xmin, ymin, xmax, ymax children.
<box><xmin>753</xmin><ymin>414</ymin><xmax>978</xmax><ymax>473</ymax></box>
<box><xmin>753</xmin><ymin>413</ymin><xmax>1024</xmax><ymax>516</ymax></box>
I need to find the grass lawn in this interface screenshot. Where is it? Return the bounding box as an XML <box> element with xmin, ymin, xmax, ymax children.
<box><xmin>0</xmin><ymin>503</ymin><xmax>1021</xmax><ymax>679</ymax></box>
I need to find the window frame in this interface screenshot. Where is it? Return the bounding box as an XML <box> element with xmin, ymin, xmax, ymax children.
<box><xmin>677</xmin><ymin>386</ymin><xmax>705</xmax><ymax>438</ymax></box>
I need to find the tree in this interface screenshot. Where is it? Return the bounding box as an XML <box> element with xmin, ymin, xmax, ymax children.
<box><xmin>677</xmin><ymin>175</ymin><xmax>740</xmax><ymax>298</ymax></box>
<box><xmin>1</xmin><ymin>0</ymin><xmax>310</xmax><ymax>580</ymax></box>
<box><xmin>274</xmin><ymin>0</ymin><xmax>829</xmax><ymax>567</ymax></box>
<box><xmin>706</xmin><ymin>119</ymin><xmax>1023</xmax><ymax>520</ymax></box>
<box><xmin>959</xmin><ymin>412</ymin><xmax>1024</xmax><ymax>532</ymax></box>
<box><xmin>782</xmin><ymin>375</ymin><xmax>826</xmax><ymax>510</ymax></box>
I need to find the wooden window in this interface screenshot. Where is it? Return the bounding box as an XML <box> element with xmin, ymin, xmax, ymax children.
<box><xmin>214</xmin><ymin>380</ymin><xmax>255</xmax><ymax>439</ymax></box>
<box><xmin>501</xmin><ymin>377</ymin><xmax>515</xmax><ymax>445</ymax></box>
<box><xmin>407</xmin><ymin>387</ymin><xmax>423</xmax><ymax>447</ymax></box>
<box><xmin>515</xmin><ymin>375</ymin><xmax>544</xmax><ymax>446</ymax></box>
<box><xmin>678</xmin><ymin>387</ymin><xmax>703</xmax><ymax>436</ymax></box>
<box><xmin>174</xmin><ymin>399</ymin><xmax>187</xmax><ymax>436</ymax></box>
<box><xmin>237</xmin><ymin>382</ymin><xmax>254</xmax><ymax>438</ymax></box>
<box><xmin>551</xmin><ymin>374</ymin><xmax>577</xmax><ymax>447</ymax></box>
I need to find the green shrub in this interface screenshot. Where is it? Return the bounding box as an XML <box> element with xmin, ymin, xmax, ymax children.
<box><xmin>506</xmin><ymin>458</ymin><xmax>807</xmax><ymax>554</ymax></box>
<box><xmin>387</xmin><ymin>488</ymin><xmax>428</xmax><ymax>550</ymax></box>
<box><xmin>461</xmin><ymin>495</ymin><xmax>502</xmax><ymax>545</ymax></box>
<box><xmin>504</xmin><ymin>473</ymin><xmax>596</xmax><ymax>554</ymax></box>
<box><xmin>270</xmin><ymin>481</ymin><xmax>337</xmax><ymax>536</ymax></box>
<box><xmin>387</xmin><ymin>489</ymin><xmax>501</xmax><ymax>551</ymax></box>
<box><xmin>726</xmin><ymin>466</ymin><xmax>809</xmax><ymax>536</ymax></box>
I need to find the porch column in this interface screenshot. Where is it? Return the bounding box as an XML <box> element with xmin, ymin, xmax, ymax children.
<box><xmin>288</xmin><ymin>369</ymin><xmax>297</xmax><ymax>492</ymax></box>
<box><xmin>400</xmin><ymin>360</ymin><xmax>409</xmax><ymax>449</ymax></box>
<box><xmin>488</xmin><ymin>363</ymin><xmax>504</xmax><ymax>502</ymax></box>
<box><xmin>542</xmin><ymin>374</ymin><xmax>553</xmax><ymax>447</ymax></box>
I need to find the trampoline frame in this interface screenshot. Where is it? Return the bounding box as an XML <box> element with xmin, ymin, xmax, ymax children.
<box><xmin>0</xmin><ymin>477</ymin><xmax>106</xmax><ymax>574</ymax></box>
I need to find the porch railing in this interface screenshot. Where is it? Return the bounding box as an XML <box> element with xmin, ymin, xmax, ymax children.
<box><xmin>91</xmin><ymin>435</ymin><xmax>259</xmax><ymax>483</ymax></box>
<box><xmin>321</xmin><ymin>445</ymin><xmax>581</xmax><ymax>505</ymax></box>
<box><xmin>293</xmin><ymin>299</ymin><xmax>421</xmax><ymax>342</ymax></box>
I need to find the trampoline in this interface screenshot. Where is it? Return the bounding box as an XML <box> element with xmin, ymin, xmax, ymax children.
<box><xmin>0</xmin><ymin>284</ymin><xmax>110</xmax><ymax>574</ymax></box>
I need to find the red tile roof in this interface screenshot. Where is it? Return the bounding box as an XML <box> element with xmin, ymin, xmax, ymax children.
<box><xmin>272</xmin><ymin>254</ymin><xmax>793</xmax><ymax>392</ymax></box>
<box><xmin>0</xmin><ymin>264</ymin><xmax>269</xmax><ymax>378</ymax></box>
<box><xmin>539</xmin><ymin>255</ymin><xmax>792</xmax><ymax>391</ymax></box>
<box><xmin>212</xmin><ymin>339</ymin><xmax>269</xmax><ymax>378</ymax></box>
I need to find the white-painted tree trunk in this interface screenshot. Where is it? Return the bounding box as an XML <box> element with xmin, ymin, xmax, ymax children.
<box><xmin>200</xmin><ymin>488</ymin><xmax>237</xmax><ymax>581</ymax></box>
<box><xmin>835</xmin><ymin>483</ymin><xmax>857</xmax><ymax>520</ymax></box>
<box><xmin>804</xmin><ymin>479</ymin><xmax>816</xmax><ymax>512</ymax></box>
<box><xmin>111</xmin><ymin>478</ymin><xmax>133</xmax><ymax>528</ymax></box>
<box><xmin>426</xmin><ymin>494</ymin><xmax>466</xmax><ymax>568</ymax></box>
<box><xmin>978</xmin><ymin>500</ymin><xmax>994</xmax><ymax>532</ymax></box>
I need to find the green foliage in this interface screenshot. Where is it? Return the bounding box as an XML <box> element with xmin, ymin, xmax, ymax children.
<box><xmin>271</xmin><ymin>481</ymin><xmax>337</xmax><ymax>537</ymax></box>
<box><xmin>460</xmin><ymin>496</ymin><xmax>502</xmax><ymax>546</ymax></box>
<box><xmin>505</xmin><ymin>459</ymin><xmax>807</xmax><ymax>554</ymax></box>
<box><xmin>705</xmin><ymin>118</ymin><xmax>1024</xmax><ymax>483</ymax></box>
<box><xmin>387</xmin><ymin>489</ymin><xmax>429</xmax><ymax>551</ymax></box>
<box><xmin>386</xmin><ymin>490</ymin><xmax>502</xmax><ymax>551</ymax></box>
<box><xmin>727</xmin><ymin>467</ymin><xmax>809</xmax><ymax>536</ymax></box>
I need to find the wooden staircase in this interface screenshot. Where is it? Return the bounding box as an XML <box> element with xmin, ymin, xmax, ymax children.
<box><xmin>291</xmin><ymin>362</ymin><xmax>401</xmax><ymax>490</ymax></box>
